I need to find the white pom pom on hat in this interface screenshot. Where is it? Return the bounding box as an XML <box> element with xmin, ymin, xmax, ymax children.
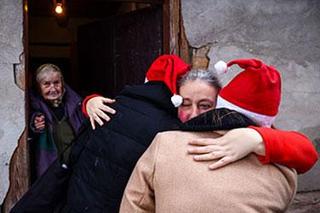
<box><xmin>214</xmin><ymin>60</ymin><xmax>228</xmax><ymax>74</ymax></box>
<box><xmin>145</xmin><ymin>54</ymin><xmax>191</xmax><ymax>107</ymax></box>
<box><xmin>171</xmin><ymin>94</ymin><xmax>183</xmax><ymax>107</ymax></box>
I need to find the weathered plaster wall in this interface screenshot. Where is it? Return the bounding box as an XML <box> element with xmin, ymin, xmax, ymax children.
<box><xmin>0</xmin><ymin>0</ymin><xmax>24</xmax><ymax>203</ymax></box>
<box><xmin>182</xmin><ymin>0</ymin><xmax>320</xmax><ymax>191</ymax></box>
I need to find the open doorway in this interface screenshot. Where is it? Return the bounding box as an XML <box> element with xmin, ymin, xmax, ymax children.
<box><xmin>27</xmin><ymin>0</ymin><xmax>168</xmax><ymax>182</ymax></box>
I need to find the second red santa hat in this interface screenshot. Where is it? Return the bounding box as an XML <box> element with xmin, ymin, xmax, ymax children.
<box><xmin>214</xmin><ymin>58</ymin><xmax>281</xmax><ymax>127</ymax></box>
<box><xmin>145</xmin><ymin>54</ymin><xmax>191</xmax><ymax>107</ymax></box>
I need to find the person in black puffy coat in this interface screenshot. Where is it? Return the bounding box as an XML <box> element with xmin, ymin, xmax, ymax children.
<box><xmin>62</xmin><ymin>55</ymin><xmax>189</xmax><ymax>213</ymax></box>
<box><xmin>63</xmin><ymin>82</ymin><xmax>182</xmax><ymax>212</ymax></box>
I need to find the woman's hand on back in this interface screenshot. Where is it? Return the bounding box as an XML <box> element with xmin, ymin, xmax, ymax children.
<box><xmin>86</xmin><ymin>96</ymin><xmax>116</xmax><ymax>129</ymax></box>
<box><xmin>187</xmin><ymin>128</ymin><xmax>266</xmax><ymax>170</ymax></box>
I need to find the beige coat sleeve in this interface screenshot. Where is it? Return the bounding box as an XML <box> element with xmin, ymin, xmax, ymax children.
<box><xmin>119</xmin><ymin>134</ymin><xmax>160</xmax><ymax>213</ymax></box>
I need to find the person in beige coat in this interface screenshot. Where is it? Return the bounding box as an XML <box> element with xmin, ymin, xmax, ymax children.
<box><xmin>121</xmin><ymin>131</ymin><xmax>297</xmax><ymax>213</ymax></box>
<box><xmin>120</xmin><ymin>58</ymin><xmax>298</xmax><ymax>212</ymax></box>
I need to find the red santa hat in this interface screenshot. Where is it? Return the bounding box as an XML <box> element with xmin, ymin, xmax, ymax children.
<box><xmin>214</xmin><ymin>58</ymin><xmax>281</xmax><ymax>127</ymax></box>
<box><xmin>145</xmin><ymin>54</ymin><xmax>191</xmax><ymax>107</ymax></box>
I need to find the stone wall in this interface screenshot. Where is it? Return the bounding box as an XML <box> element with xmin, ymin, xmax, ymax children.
<box><xmin>0</xmin><ymin>0</ymin><xmax>24</xmax><ymax>204</ymax></box>
<box><xmin>181</xmin><ymin>0</ymin><xmax>320</xmax><ymax>191</ymax></box>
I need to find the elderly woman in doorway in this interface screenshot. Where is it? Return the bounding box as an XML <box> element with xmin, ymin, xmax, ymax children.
<box><xmin>85</xmin><ymin>60</ymin><xmax>318</xmax><ymax>174</ymax></box>
<box><xmin>29</xmin><ymin>63</ymin><xmax>85</xmax><ymax>178</ymax></box>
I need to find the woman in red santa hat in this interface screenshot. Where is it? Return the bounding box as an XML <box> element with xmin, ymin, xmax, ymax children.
<box><xmin>84</xmin><ymin>56</ymin><xmax>318</xmax><ymax>174</ymax></box>
<box><xmin>184</xmin><ymin>58</ymin><xmax>318</xmax><ymax>173</ymax></box>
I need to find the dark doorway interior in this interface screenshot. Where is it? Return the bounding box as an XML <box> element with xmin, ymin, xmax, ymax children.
<box><xmin>28</xmin><ymin>0</ymin><xmax>164</xmax><ymax>96</ymax></box>
<box><xmin>77</xmin><ymin>7</ymin><xmax>162</xmax><ymax>97</ymax></box>
<box><xmin>28</xmin><ymin>0</ymin><xmax>165</xmax><ymax>182</ymax></box>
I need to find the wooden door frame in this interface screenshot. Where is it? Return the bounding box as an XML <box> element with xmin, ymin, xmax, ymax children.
<box><xmin>163</xmin><ymin>0</ymin><xmax>190</xmax><ymax>63</ymax></box>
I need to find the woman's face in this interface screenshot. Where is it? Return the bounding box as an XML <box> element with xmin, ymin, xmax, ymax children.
<box><xmin>38</xmin><ymin>71</ymin><xmax>63</xmax><ymax>102</ymax></box>
<box><xmin>178</xmin><ymin>79</ymin><xmax>219</xmax><ymax>123</ymax></box>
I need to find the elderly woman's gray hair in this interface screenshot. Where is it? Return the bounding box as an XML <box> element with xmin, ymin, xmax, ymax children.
<box><xmin>178</xmin><ymin>69</ymin><xmax>222</xmax><ymax>91</ymax></box>
<box><xmin>36</xmin><ymin>63</ymin><xmax>64</xmax><ymax>84</ymax></box>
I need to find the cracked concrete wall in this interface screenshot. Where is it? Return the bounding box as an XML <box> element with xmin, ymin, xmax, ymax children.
<box><xmin>0</xmin><ymin>0</ymin><xmax>24</xmax><ymax>204</ymax></box>
<box><xmin>182</xmin><ymin>0</ymin><xmax>320</xmax><ymax>191</ymax></box>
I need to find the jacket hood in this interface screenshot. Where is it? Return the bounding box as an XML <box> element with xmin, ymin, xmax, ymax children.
<box><xmin>119</xmin><ymin>82</ymin><xmax>178</xmax><ymax>117</ymax></box>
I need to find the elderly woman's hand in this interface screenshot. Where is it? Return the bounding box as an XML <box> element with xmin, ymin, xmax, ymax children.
<box><xmin>187</xmin><ymin>128</ymin><xmax>266</xmax><ymax>170</ymax></box>
<box><xmin>34</xmin><ymin>114</ymin><xmax>46</xmax><ymax>131</ymax></box>
<box><xmin>86</xmin><ymin>96</ymin><xmax>116</xmax><ymax>130</ymax></box>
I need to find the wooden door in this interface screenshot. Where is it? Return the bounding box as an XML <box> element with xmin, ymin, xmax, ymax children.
<box><xmin>77</xmin><ymin>6</ymin><xmax>163</xmax><ymax>97</ymax></box>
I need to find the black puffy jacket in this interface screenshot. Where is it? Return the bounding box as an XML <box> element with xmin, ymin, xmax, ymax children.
<box><xmin>63</xmin><ymin>82</ymin><xmax>180</xmax><ymax>212</ymax></box>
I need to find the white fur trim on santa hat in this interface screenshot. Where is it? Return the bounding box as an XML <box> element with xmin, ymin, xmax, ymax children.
<box><xmin>214</xmin><ymin>60</ymin><xmax>228</xmax><ymax>75</ymax></box>
<box><xmin>171</xmin><ymin>94</ymin><xmax>183</xmax><ymax>107</ymax></box>
<box><xmin>216</xmin><ymin>96</ymin><xmax>276</xmax><ymax>127</ymax></box>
